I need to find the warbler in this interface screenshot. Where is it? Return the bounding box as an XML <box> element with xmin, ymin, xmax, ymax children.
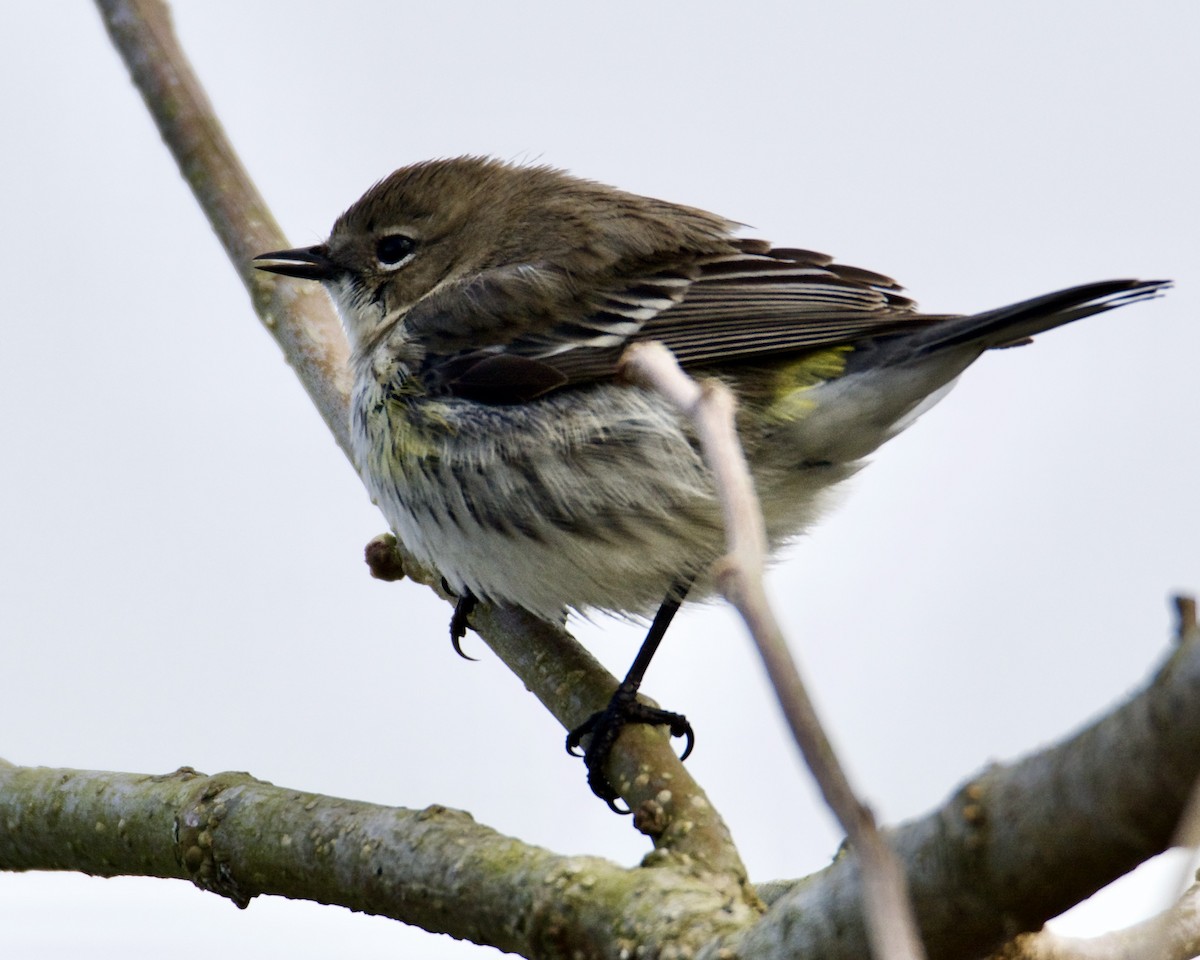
<box><xmin>256</xmin><ymin>156</ymin><xmax>1167</xmax><ymax>808</ymax></box>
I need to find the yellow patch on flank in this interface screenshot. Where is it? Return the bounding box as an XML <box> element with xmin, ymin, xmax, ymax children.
<box><xmin>764</xmin><ymin>346</ymin><xmax>853</xmax><ymax>423</ymax></box>
<box><xmin>386</xmin><ymin>398</ymin><xmax>455</xmax><ymax>460</ymax></box>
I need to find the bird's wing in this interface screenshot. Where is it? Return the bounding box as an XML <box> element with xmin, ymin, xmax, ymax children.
<box><xmin>409</xmin><ymin>239</ymin><xmax>944</xmax><ymax>404</ymax></box>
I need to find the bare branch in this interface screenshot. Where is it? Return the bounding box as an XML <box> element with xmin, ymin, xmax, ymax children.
<box><xmin>621</xmin><ymin>341</ymin><xmax>925</xmax><ymax>960</ymax></box>
<box><xmin>5</xmin><ymin>613</ymin><xmax>1199</xmax><ymax>960</ymax></box>
<box><xmin>0</xmin><ymin>761</ymin><xmax>757</xmax><ymax>959</ymax></box>
<box><xmin>738</xmin><ymin>615</ymin><xmax>1200</xmax><ymax>960</ymax></box>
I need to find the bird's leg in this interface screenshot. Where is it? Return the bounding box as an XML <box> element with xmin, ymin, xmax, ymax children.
<box><xmin>566</xmin><ymin>578</ymin><xmax>695</xmax><ymax>812</ymax></box>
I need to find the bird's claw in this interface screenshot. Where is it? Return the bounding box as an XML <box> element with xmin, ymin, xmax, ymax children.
<box><xmin>448</xmin><ymin>588</ymin><xmax>479</xmax><ymax>661</ymax></box>
<box><xmin>566</xmin><ymin>690</ymin><xmax>694</xmax><ymax>813</ymax></box>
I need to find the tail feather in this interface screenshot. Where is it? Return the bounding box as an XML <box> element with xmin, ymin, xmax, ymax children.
<box><xmin>911</xmin><ymin>279</ymin><xmax>1171</xmax><ymax>356</ymax></box>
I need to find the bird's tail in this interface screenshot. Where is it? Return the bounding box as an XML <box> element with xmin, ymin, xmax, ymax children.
<box><xmin>910</xmin><ymin>278</ymin><xmax>1171</xmax><ymax>356</ymax></box>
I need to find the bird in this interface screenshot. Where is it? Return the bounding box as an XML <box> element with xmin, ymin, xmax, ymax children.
<box><xmin>255</xmin><ymin>156</ymin><xmax>1168</xmax><ymax>810</ymax></box>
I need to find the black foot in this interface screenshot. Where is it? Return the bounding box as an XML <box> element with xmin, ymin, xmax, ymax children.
<box><xmin>447</xmin><ymin>587</ymin><xmax>479</xmax><ymax>660</ymax></box>
<box><xmin>566</xmin><ymin>682</ymin><xmax>694</xmax><ymax>813</ymax></box>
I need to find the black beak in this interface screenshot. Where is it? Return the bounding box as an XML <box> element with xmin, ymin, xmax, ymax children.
<box><xmin>253</xmin><ymin>244</ymin><xmax>339</xmax><ymax>281</ymax></box>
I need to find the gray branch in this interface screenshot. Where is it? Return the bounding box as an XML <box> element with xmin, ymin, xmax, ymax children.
<box><xmin>5</xmin><ymin>621</ymin><xmax>1199</xmax><ymax>958</ymax></box>
<box><xmin>0</xmin><ymin>762</ymin><xmax>755</xmax><ymax>958</ymax></box>
<box><xmin>741</xmin><ymin>618</ymin><xmax>1200</xmax><ymax>960</ymax></box>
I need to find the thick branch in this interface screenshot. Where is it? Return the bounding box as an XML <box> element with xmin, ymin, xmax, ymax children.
<box><xmin>6</xmin><ymin>619</ymin><xmax>1197</xmax><ymax>960</ymax></box>
<box><xmin>0</xmin><ymin>761</ymin><xmax>756</xmax><ymax>959</ymax></box>
<box><xmin>737</xmin><ymin>618</ymin><xmax>1200</xmax><ymax>960</ymax></box>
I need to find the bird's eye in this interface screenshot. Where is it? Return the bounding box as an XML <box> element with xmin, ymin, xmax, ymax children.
<box><xmin>374</xmin><ymin>234</ymin><xmax>416</xmax><ymax>267</ymax></box>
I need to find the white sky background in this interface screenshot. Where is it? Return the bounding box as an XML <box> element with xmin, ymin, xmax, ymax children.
<box><xmin>1</xmin><ymin>2</ymin><xmax>1197</xmax><ymax>957</ymax></box>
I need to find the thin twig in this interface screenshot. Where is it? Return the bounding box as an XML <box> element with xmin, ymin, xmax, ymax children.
<box><xmin>621</xmin><ymin>340</ymin><xmax>926</xmax><ymax>960</ymax></box>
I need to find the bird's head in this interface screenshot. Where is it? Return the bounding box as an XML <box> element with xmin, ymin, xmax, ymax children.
<box><xmin>254</xmin><ymin>156</ymin><xmax>734</xmax><ymax>353</ymax></box>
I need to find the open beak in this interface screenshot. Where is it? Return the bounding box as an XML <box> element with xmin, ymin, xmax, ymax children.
<box><xmin>253</xmin><ymin>244</ymin><xmax>339</xmax><ymax>281</ymax></box>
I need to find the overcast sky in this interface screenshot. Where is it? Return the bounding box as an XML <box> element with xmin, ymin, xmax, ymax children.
<box><xmin>2</xmin><ymin>3</ymin><xmax>1197</xmax><ymax>958</ymax></box>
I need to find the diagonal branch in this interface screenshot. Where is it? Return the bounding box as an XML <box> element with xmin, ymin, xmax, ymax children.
<box><xmin>96</xmin><ymin>0</ymin><xmax>353</xmax><ymax>457</ymax></box>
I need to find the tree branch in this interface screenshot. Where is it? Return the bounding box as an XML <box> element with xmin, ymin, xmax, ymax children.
<box><xmin>5</xmin><ymin>616</ymin><xmax>1198</xmax><ymax>959</ymax></box>
<box><xmin>739</xmin><ymin>612</ymin><xmax>1200</xmax><ymax>960</ymax></box>
<box><xmin>0</xmin><ymin>760</ymin><xmax>756</xmax><ymax>959</ymax></box>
